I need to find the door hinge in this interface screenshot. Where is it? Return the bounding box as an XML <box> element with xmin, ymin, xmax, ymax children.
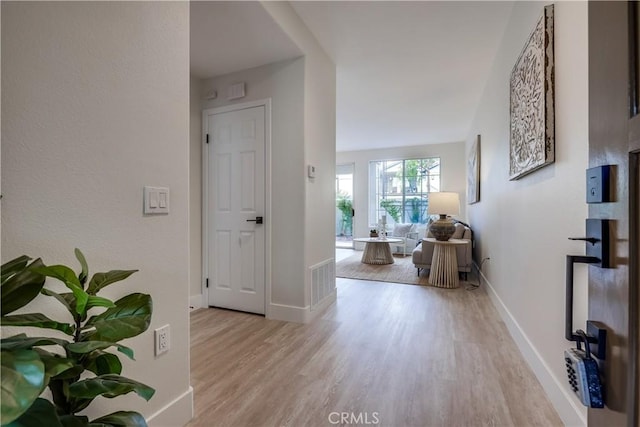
<box><xmin>206</xmin><ymin>278</ymin><xmax>209</xmax><ymax>288</ymax></box>
<box><xmin>206</xmin><ymin>134</ymin><xmax>209</xmax><ymax>144</ymax></box>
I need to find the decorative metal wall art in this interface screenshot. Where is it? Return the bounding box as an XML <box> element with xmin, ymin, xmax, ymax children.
<box><xmin>509</xmin><ymin>4</ymin><xmax>555</xmax><ymax>180</ymax></box>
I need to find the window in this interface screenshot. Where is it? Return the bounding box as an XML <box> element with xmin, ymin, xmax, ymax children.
<box><xmin>369</xmin><ymin>158</ymin><xmax>440</xmax><ymax>225</ymax></box>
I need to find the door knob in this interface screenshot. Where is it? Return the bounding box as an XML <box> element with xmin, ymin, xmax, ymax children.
<box><xmin>246</xmin><ymin>216</ymin><xmax>263</xmax><ymax>224</ymax></box>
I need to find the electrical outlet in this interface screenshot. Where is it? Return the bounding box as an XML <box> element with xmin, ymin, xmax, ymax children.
<box><xmin>154</xmin><ymin>324</ymin><xmax>170</xmax><ymax>356</ymax></box>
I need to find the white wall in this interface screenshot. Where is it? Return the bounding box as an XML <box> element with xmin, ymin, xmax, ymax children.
<box><xmin>1</xmin><ymin>2</ymin><xmax>192</xmax><ymax>425</ymax></box>
<box><xmin>337</xmin><ymin>142</ymin><xmax>467</xmax><ymax>240</ymax></box>
<box><xmin>302</xmin><ymin>46</ymin><xmax>337</xmax><ymax>309</ymax></box>
<box><xmin>466</xmin><ymin>2</ymin><xmax>589</xmax><ymax>425</ymax></box>
<box><xmin>295</xmin><ymin>14</ymin><xmax>337</xmax><ymax>310</ymax></box>
<box><xmin>262</xmin><ymin>1</ymin><xmax>337</xmax><ymax>318</ymax></box>
<box><xmin>190</xmin><ymin>75</ymin><xmax>203</xmax><ymax>309</ymax></box>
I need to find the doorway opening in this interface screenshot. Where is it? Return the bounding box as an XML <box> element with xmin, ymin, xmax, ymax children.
<box><xmin>336</xmin><ymin>163</ymin><xmax>354</xmax><ymax>249</ymax></box>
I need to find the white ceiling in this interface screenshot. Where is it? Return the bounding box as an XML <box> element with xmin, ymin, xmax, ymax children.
<box><xmin>190</xmin><ymin>1</ymin><xmax>514</xmax><ymax>152</ymax></box>
<box><xmin>190</xmin><ymin>1</ymin><xmax>302</xmax><ymax>79</ymax></box>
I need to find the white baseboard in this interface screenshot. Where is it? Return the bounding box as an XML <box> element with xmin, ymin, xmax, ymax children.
<box><xmin>477</xmin><ymin>267</ymin><xmax>586</xmax><ymax>427</ymax></box>
<box><xmin>268</xmin><ymin>288</ymin><xmax>337</xmax><ymax>323</ymax></box>
<box><xmin>268</xmin><ymin>302</ymin><xmax>311</xmax><ymax>323</ymax></box>
<box><xmin>147</xmin><ymin>386</ymin><xmax>193</xmax><ymax>427</ymax></box>
<box><xmin>310</xmin><ymin>289</ymin><xmax>337</xmax><ymax>319</ymax></box>
<box><xmin>189</xmin><ymin>294</ymin><xmax>203</xmax><ymax>311</ymax></box>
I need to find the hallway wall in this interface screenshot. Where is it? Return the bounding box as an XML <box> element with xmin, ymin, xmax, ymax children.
<box><xmin>465</xmin><ymin>2</ymin><xmax>589</xmax><ymax>425</ymax></box>
<box><xmin>1</xmin><ymin>2</ymin><xmax>192</xmax><ymax>425</ymax></box>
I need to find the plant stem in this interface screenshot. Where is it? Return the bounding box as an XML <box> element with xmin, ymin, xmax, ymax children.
<box><xmin>74</xmin><ymin>315</ymin><xmax>82</xmax><ymax>343</ymax></box>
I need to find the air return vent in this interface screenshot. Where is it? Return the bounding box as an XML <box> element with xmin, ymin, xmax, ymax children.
<box><xmin>310</xmin><ymin>258</ymin><xmax>335</xmax><ymax>310</ymax></box>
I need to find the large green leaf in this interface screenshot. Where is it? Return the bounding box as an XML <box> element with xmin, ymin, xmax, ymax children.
<box><xmin>41</xmin><ymin>288</ymin><xmax>75</xmax><ymax>316</ymax></box>
<box><xmin>58</xmin><ymin>415</ymin><xmax>89</xmax><ymax>427</ymax></box>
<box><xmin>89</xmin><ymin>411</ymin><xmax>147</xmax><ymax>427</ymax></box>
<box><xmin>83</xmin><ymin>294</ymin><xmax>152</xmax><ymax>342</ymax></box>
<box><xmin>0</xmin><ymin>350</ymin><xmax>45</xmax><ymax>425</ymax></box>
<box><xmin>1</xmin><ymin>255</ymin><xmax>30</xmax><ymax>284</ymax></box>
<box><xmin>66</xmin><ymin>341</ymin><xmax>134</xmax><ymax>360</ymax></box>
<box><xmin>86</xmin><ymin>270</ymin><xmax>138</xmax><ymax>296</ymax></box>
<box><xmin>75</xmin><ymin>249</ymin><xmax>89</xmax><ymax>288</ymax></box>
<box><xmin>32</xmin><ymin>349</ymin><xmax>76</xmax><ymax>380</ymax></box>
<box><xmin>86</xmin><ymin>295</ymin><xmax>116</xmax><ymax>311</ymax></box>
<box><xmin>47</xmin><ymin>363</ymin><xmax>84</xmax><ymax>380</ymax></box>
<box><xmin>68</xmin><ymin>375</ymin><xmax>155</xmax><ymax>401</ymax></box>
<box><xmin>1</xmin><ymin>258</ymin><xmax>46</xmax><ymax>316</ymax></box>
<box><xmin>4</xmin><ymin>398</ymin><xmax>64</xmax><ymax>427</ymax></box>
<box><xmin>1</xmin><ymin>334</ymin><xmax>71</xmax><ymax>387</ymax></box>
<box><xmin>31</xmin><ymin>264</ymin><xmax>80</xmax><ymax>288</ymax></box>
<box><xmin>32</xmin><ymin>265</ymin><xmax>88</xmax><ymax>314</ymax></box>
<box><xmin>1</xmin><ymin>313</ymin><xmax>74</xmax><ymax>335</ymax></box>
<box><xmin>85</xmin><ymin>351</ymin><xmax>122</xmax><ymax>376</ymax></box>
<box><xmin>1</xmin><ymin>335</ymin><xmax>69</xmax><ymax>351</ymax></box>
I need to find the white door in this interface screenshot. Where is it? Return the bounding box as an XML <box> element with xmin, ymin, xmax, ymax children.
<box><xmin>206</xmin><ymin>105</ymin><xmax>265</xmax><ymax>314</ymax></box>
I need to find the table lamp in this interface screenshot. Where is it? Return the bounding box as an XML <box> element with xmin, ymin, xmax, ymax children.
<box><xmin>427</xmin><ymin>192</ymin><xmax>460</xmax><ymax>241</ymax></box>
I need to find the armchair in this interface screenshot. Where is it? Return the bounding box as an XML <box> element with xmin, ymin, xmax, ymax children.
<box><xmin>411</xmin><ymin>223</ymin><xmax>472</xmax><ymax>279</ymax></box>
<box><xmin>386</xmin><ymin>223</ymin><xmax>419</xmax><ymax>256</ymax></box>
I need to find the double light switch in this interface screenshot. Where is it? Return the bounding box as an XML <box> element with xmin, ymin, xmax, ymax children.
<box><xmin>144</xmin><ymin>186</ymin><xmax>169</xmax><ymax>214</ymax></box>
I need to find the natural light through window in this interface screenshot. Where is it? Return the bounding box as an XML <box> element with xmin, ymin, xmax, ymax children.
<box><xmin>369</xmin><ymin>158</ymin><xmax>440</xmax><ymax>226</ymax></box>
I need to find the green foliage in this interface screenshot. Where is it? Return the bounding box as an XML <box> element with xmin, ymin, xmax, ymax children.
<box><xmin>407</xmin><ymin>197</ymin><xmax>427</xmax><ymax>223</ymax></box>
<box><xmin>4</xmin><ymin>398</ymin><xmax>63</xmax><ymax>427</ymax></box>
<box><xmin>0</xmin><ymin>350</ymin><xmax>45</xmax><ymax>425</ymax></box>
<box><xmin>397</xmin><ymin>158</ymin><xmax>440</xmax><ymax>193</ymax></box>
<box><xmin>336</xmin><ymin>191</ymin><xmax>353</xmax><ymax>236</ymax></box>
<box><xmin>1</xmin><ymin>258</ymin><xmax>46</xmax><ymax>316</ymax></box>
<box><xmin>90</xmin><ymin>411</ymin><xmax>147</xmax><ymax>427</ymax></box>
<box><xmin>0</xmin><ymin>251</ymin><xmax>154</xmax><ymax>426</ymax></box>
<box><xmin>379</xmin><ymin>199</ymin><xmax>401</xmax><ymax>222</ymax></box>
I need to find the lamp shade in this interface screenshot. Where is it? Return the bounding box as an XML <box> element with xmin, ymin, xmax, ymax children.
<box><xmin>427</xmin><ymin>192</ymin><xmax>460</xmax><ymax>216</ymax></box>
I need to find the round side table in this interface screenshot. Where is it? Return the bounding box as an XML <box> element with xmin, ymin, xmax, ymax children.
<box><xmin>423</xmin><ymin>238</ymin><xmax>468</xmax><ymax>288</ymax></box>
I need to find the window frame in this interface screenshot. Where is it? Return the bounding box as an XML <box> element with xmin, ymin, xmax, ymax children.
<box><xmin>369</xmin><ymin>157</ymin><xmax>441</xmax><ymax>227</ymax></box>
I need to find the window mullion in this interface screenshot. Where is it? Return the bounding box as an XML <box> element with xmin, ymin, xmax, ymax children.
<box><xmin>401</xmin><ymin>160</ymin><xmax>406</xmax><ymax>223</ymax></box>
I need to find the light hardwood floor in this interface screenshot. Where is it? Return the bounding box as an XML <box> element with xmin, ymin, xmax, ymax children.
<box><xmin>188</xmin><ymin>278</ymin><xmax>562</xmax><ymax>427</ymax></box>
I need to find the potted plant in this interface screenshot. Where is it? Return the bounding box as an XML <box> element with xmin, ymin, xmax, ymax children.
<box><xmin>1</xmin><ymin>249</ymin><xmax>154</xmax><ymax>427</ymax></box>
<box><xmin>369</xmin><ymin>228</ymin><xmax>378</xmax><ymax>238</ymax></box>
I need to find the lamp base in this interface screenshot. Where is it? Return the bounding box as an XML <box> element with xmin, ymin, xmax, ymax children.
<box><xmin>429</xmin><ymin>215</ymin><xmax>455</xmax><ymax>241</ymax></box>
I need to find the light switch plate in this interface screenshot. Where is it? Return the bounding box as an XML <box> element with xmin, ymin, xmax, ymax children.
<box><xmin>144</xmin><ymin>186</ymin><xmax>169</xmax><ymax>214</ymax></box>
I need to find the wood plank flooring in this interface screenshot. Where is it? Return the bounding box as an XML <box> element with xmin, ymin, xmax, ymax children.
<box><xmin>188</xmin><ymin>278</ymin><xmax>562</xmax><ymax>427</ymax></box>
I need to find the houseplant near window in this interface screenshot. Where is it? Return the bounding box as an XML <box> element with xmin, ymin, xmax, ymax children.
<box><xmin>1</xmin><ymin>249</ymin><xmax>154</xmax><ymax>427</ymax></box>
<box><xmin>336</xmin><ymin>191</ymin><xmax>353</xmax><ymax>237</ymax></box>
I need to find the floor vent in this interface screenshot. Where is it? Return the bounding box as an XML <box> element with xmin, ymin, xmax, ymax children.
<box><xmin>310</xmin><ymin>258</ymin><xmax>335</xmax><ymax>310</ymax></box>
